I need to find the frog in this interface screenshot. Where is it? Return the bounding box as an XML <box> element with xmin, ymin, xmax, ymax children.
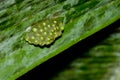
<box><xmin>24</xmin><ymin>13</ymin><xmax>66</xmax><ymax>46</ymax></box>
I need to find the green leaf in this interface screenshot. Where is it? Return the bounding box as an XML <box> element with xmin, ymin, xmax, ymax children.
<box><xmin>0</xmin><ymin>0</ymin><xmax>120</xmax><ymax>80</ymax></box>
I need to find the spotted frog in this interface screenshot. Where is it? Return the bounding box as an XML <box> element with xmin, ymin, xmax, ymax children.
<box><xmin>24</xmin><ymin>17</ymin><xmax>64</xmax><ymax>46</ymax></box>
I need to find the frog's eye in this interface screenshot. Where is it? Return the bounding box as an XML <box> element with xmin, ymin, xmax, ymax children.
<box><xmin>24</xmin><ymin>18</ymin><xmax>64</xmax><ymax>46</ymax></box>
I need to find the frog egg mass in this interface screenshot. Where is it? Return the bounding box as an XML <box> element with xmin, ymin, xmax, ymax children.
<box><xmin>25</xmin><ymin>18</ymin><xmax>64</xmax><ymax>46</ymax></box>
